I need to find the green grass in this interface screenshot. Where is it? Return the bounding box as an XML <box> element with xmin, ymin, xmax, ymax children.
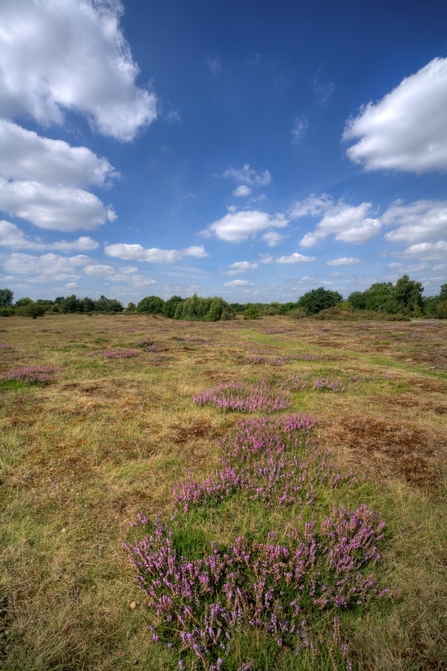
<box><xmin>0</xmin><ymin>313</ymin><xmax>446</xmax><ymax>669</ymax></box>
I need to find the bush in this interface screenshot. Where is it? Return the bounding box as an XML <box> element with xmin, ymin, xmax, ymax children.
<box><xmin>437</xmin><ymin>300</ymin><xmax>447</xmax><ymax>319</ymax></box>
<box><xmin>243</xmin><ymin>304</ymin><xmax>260</xmax><ymax>320</ymax></box>
<box><xmin>287</xmin><ymin>307</ymin><xmax>307</xmax><ymax>320</ymax></box>
<box><xmin>297</xmin><ymin>287</ymin><xmax>343</xmax><ymax>315</ymax></box>
<box><xmin>16</xmin><ymin>302</ymin><xmax>46</xmax><ymax>319</ymax></box>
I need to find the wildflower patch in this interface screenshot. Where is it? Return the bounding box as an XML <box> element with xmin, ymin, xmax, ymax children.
<box><xmin>1</xmin><ymin>365</ymin><xmax>61</xmax><ymax>385</ymax></box>
<box><xmin>127</xmin><ymin>414</ymin><xmax>392</xmax><ymax>670</ymax></box>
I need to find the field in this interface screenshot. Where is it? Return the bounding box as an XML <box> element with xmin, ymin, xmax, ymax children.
<box><xmin>0</xmin><ymin>314</ymin><xmax>446</xmax><ymax>670</ymax></box>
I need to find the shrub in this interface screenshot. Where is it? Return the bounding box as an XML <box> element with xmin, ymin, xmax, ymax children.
<box><xmin>437</xmin><ymin>300</ymin><xmax>447</xmax><ymax>319</ymax></box>
<box><xmin>16</xmin><ymin>302</ymin><xmax>46</xmax><ymax>319</ymax></box>
<box><xmin>1</xmin><ymin>365</ymin><xmax>61</xmax><ymax>384</ymax></box>
<box><xmin>243</xmin><ymin>304</ymin><xmax>260</xmax><ymax>320</ymax></box>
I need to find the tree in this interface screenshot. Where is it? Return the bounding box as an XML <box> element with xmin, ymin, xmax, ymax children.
<box><xmin>137</xmin><ymin>295</ymin><xmax>165</xmax><ymax>315</ymax></box>
<box><xmin>162</xmin><ymin>295</ymin><xmax>183</xmax><ymax>318</ymax></box>
<box><xmin>347</xmin><ymin>291</ymin><xmax>367</xmax><ymax>310</ymax></box>
<box><xmin>16</xmin><ymin>301</ymin><xmax>46</xmax><ymax>319</ymax></box>
<box><xmin>0</xmin><ymin>289</ymin><xmax>13</xmax><ymax>307</ymax></box>
<box><xmin>394</xmin><ymin>275</ymin><xmax>423</xmax><ymax>314</ymax></box>
<box><xmin>243</xmin><ymin>304</ymin><xmax>260</xmax><ymax>320</ymax></box>
<box><xmin>95</xmin><ymin>295</ymin><xmax>123</xmax><ymax>313</ymax></box>
<box><xmin>297</xmin><ymin>287</ymin><xmax>343</xmax><ymax>315</ymax></box>
<box><xmin>15</xmin><ymin>297</ymin><xmax>33</xmax><ymax>307</ymax></box>
<box><xmin>362</xmin><ymin>283</ymin><xmax>395</xmax><ymax>312</ymax></box>
<box><xmin>60</xmin><ymin>295</ymin><xmax>81</xmax><ymax>313</ymax></box>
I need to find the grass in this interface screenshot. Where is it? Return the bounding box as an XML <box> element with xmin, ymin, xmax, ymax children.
<box><xmin>0</xmin><ymin>313</ymin><xmax>446</xmax><ymax>669</ymax></box>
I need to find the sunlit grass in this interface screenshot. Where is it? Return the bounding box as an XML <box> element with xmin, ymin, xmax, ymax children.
<box><xmin>0</xmin><ymin>313</ymin><xmax>446</xmax><ymax>669</ymax></box>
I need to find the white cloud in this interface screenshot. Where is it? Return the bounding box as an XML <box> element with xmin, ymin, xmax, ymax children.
<box><xmin>327</xmin><ymin>257</ymin><xmax>360</xmax><ymax>266</ymax></box>
<box><xmin>104</xmin><ymin>243</ymin><xmax>208</xmax><ymax>263</ymax></box>
<box><xmin>233</xmin><ymin>185</ymin><xmax>252</xmax><ymax>197</ymax></box>
<box><xmin>311</xmin><ymin>75</ymin><xmax>335</xmax><ymax>107</ymax></box>
<box><xmin>0</xmin><ymin>0</ymin><xmax>156</xmax><ymax>141</ymax></box>
<box><xmin>224</xmin><ymin>164</ymin><xmax>271</xmax><ymax>186</ymax></box>
<box><xmin>83</xmin><ymin>264</ymin><xmax>115</xmax><ymax>276</ymax></box>
<box><xmin>344</xmin><ymin>57</ymin><xmax>447</xmax><ymax>173</ymax></box>
<box><xmin>0</xmin><ymin>220</ymin><xmax>99</xmax><ymax>251</ymax></box>
<box><xmin>276</xmin><ymin>253</ymin><xmax>316</xmax><ymax>264</ymax></box>
<box><xmin>288</xmin><ymin>194</ymin><xmax>333</xmax><ymax>219</ymax></box>
<box><xmin>383</xmin><ymin>199</ymin><xmax>447</xmax><ymax>243</ymax></box>
<box><xmin>296</xmin><ymin>197</ymin><xmax>381</xmax><ymax>247</ymax></box>
<box><xmin>291</xmin><ymin>116</ymin><xmax>308</xmax><ymax>143</ymax></box>
<box><xmin>396</xmin><ymin>240</ymin><xmax>447</xmax><ymax>261</ymax></box>
<box><xmin>225</xmin><ymin>261</ymin><xmax>258</xmax><ymax>275</ymax></box>
<box><xmin>262</xmin><ymin>231</ymin><xmax>286</xmax><ymax>247</ymax></box>
<box><xmin>0</xmin><ymin>120</ymin><xmax>118</xmax><ymax>187</ymax></box>
<box><xmin>1</xmin><ymin>252</ymin><xmax>91</xmax><ymax>278</ymax></box>
<box><xmin>224</xmin><ymin>279</ymin><xmax>254</xmax><ymax>287</ymax></box>
<box><xmin>0</xmin><ymin>179</ymin><xmax>116</xmax><ymax>231</ymax></box>
<box><xmin>205</xmin><ymin>209</ymin><xmax>288</xmax><ymax>243</ymax></box>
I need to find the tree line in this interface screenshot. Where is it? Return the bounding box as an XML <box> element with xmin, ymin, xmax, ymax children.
<box><xmin>1</xmin><ymin>275</ymin><xmax>447</xmax><ymax>320</ymax></box>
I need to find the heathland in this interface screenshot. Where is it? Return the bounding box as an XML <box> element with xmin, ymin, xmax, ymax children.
<box><xmin>0</xmin><ymin>314</ymin><xmax>446</xmax><ymax>670</ymax></box>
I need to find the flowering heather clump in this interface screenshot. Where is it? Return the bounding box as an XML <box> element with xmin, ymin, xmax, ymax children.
<box><xmin>128</xmin><ymin>413</ymin><xmax>392</xmax><ymax>669</ymax></box>
<box><xmin>174</xmin><ymin>414</ymin><xmax>353</xmax><ymax>512</ymax></box>
<box><xmin>101</xmin><ymin>349</ymin><xmax>139</xmax><ymax>359</ymax></box>
<box><xmin>126</xmin><ymin>505</ymin><xmax>390</xmax><ymax>669</ymax></box>
<box><xmin>136</xmin><ymin>339</ymin><xmax>162</xmax><ymax>352</ymax></box>
<box><xmin>0</xmin><ymin>343</ymin><xmax>12</xmax><ymax>349</ymax></box>
<box><xmin>312</xmin><ymin>377</ymin><xmax>345</xmax><ymax>392</ymax></box>
<box><xmin>245</xmin><ymin>354</ymin><xmax>289</xmax><ymax>366</ymax></box>
<box><xmin>193</xmin><ymin>380</ymin><xmax>292</xmax><ymax>413</ymax></box>
<box><xmin>1</xmin><ymin>365</ymin><xmax>61</xmax><ymax>384</ymax></box>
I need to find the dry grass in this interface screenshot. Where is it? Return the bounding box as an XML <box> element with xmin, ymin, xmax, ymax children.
<box><xmin>0</xmin><ymin>313</ymin><xmax>446</xmax><ymax>669</ymax></box>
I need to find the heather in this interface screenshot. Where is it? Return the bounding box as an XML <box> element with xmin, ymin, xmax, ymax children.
<box><xmin>1</xmin><ymin>364</ymin><xmax>61</xmax><ymax>384</ymax></box>
<box><xmin>127</xmin><ymin>414</ymin><xmax>392</xmax><ymax>670</ymax></box>
<box><xmin>0</xmin><ymin>313</ymin><xmax>446</xmax><ymax>671</ymax></box>
<box><xmin>193</xmin><ymin>380</ymin><xmax>292</xmax><ymax>412</ymax></box>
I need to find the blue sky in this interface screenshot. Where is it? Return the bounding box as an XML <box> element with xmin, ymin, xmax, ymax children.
<box><xmin>1</xmin><ymin>0</ymin><xmax>447</xmax><ymax>304</ymax></box>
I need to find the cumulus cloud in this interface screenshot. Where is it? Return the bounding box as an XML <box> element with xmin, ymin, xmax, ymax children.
<box><xmin>83</xmin><ymin>264</ymin><xmax>115</xmax><ymax>276</ymax></box>
<box><xmin>262</xmin><ymin>231</ymin><xmax>286</xmax><ymax>247</ymax></box>
<box><xmin>225</xmin><ymin>261</ymin><xmax>258</xmax><ymax>275</ymax></box>
<box><xmin>327</xmin><ymin>257</ymin><xmax>360</xmax><ymax>266</ymax></box>
<box><xmin>224</xmin><ymin>279</ymin><xmax>254</xmax><ymax>287</ymax></box>
<box><xmin>0</xmin><ymin>220</ymin><xmax>99</xmax><ymax>251</ymax></box>
<box><xmin>396</xmin><ymin>240</ymin><xmax>447</xmax><ymax>261</ymax></box>
<box><xmin>2</xmin><ymin>252</ymin><xmax>91</xmax><ymax>278</ymax></box>
<box><xmin>291</xmin><ymin>116</ymin><xmax>308</xmax><ymax>143</ymax></box>
<box><xmin>291</xmin><ymin>195</ymin><xmax>381</xmax><ymax>247</ymax></box>
<box><xmin>383</xmin><ymin>199</ymin><xmax>447</xmax><ymax>243</ymax></box>
<box><xmin>288</xmin><ymin>194</ymin><xmax>333</xmax><ymax>219</ymax></box>
<box><xmin>276</xmin><ymin>253</ymin><xmax>316</xmax><ymax>264</ymax></box>
<box><xmin>224</xmin><ymin>164</ymin><xmax>271</xmax><ymax>186</ymax></box>
<box><xmin>0</xmin><ymin>179</ymin><xmax>116</xmax><ymax>231</ymax></box>
<box><xmin>0</xmin><ymin>120</ymin><xmax>118</xmax><ymax>187</ymax></box>
<box><xmin>344</xmin><ymin>57</ymin><xmax>447</xmax><ymax>173</ymax></box>
<box><xmin>204</xmin><ymin>210</ymin><xmax>288</xmax><ymax>243</ymax></box>
<box><xmin>104</xmin><ymin>243</ymin><xmax>208</xmax><ymax>263</ymax></box>
<box><xmin>0</xmin><ymin>0</ymin><xmax>157</xmax><ymax>141</ymax></box>
<box><xmin>233</xmin><ymin>185</ymin><xmax>252</xmax><ymax>197</ymax></box>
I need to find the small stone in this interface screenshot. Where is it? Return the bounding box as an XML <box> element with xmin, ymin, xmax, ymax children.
<box><xmin>130</xmin><ymin>601</ymin><xmax>137</xmax><ymax>610</ymax></box>
<box><xmin>61</xmin><ymin>528</ymin><xmax>66</xmax><ymax>533</ymax></box>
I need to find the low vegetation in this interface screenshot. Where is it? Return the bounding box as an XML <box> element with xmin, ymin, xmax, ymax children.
<box><xmin>0</xmin><ymin>312</ymin><xmax>446</xmax><ymax>669</ymax></box>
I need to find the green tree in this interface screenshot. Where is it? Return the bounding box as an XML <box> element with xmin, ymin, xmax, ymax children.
<box><xmin>60</xmin><ymin>295</ymin><xmax>81</xmax><ymax>313</ymax></box>
<box><xmin>0</xmin><ymin>289</ymin><xmax>14</xmax><ymax>307</ymax></box>
<box><xmin>394</xmin><ymin>275</ymin><xmax>423</xmax><ymax>314</ymax></box>
<box><xmin>297</xmin><ymin>287</ymin><xmax>343</xmax><ymax>315</ymax></box>
<box><xmin>243</xmin><ymin>304</ymin><xmax>260</xmax><ymax>320</ymax></box>
<box><xmin>137</xmin><ymin>295</ymin><xmax>165</xmax><ymax>314</ymax></box>
<box><xmin>347</xmin><ymin>291</ymin><xmax>367</xmax><ymax>310</ymax></box>
<box><xmin>95</xmin><ymin>296</ymin><xmax>123</xmax><ymax>313</ymax></box>
<box><xmin>16</xmin><ymin>301</ymin><xmax>46</xmax><ymax>319</ymax></box>
<box><xmin>363</xmin><ymin>283</ymin><xmax>395</xmax><ymax>312</ymax></box>
<box><xmin>15</xmin><ymin>297</ymin><xmax>33</xmax><ymax>307</ymax></box>
<box><xmin>162</xmin><ymin>295</ymin><xmax>183</xmax><ymax>318</ymax></box>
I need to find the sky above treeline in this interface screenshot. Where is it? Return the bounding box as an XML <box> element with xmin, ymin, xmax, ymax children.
<box><xmin>1</xmin><ymin>0</ymin><xmax>447</xmax><ymax>304</ymax></box>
